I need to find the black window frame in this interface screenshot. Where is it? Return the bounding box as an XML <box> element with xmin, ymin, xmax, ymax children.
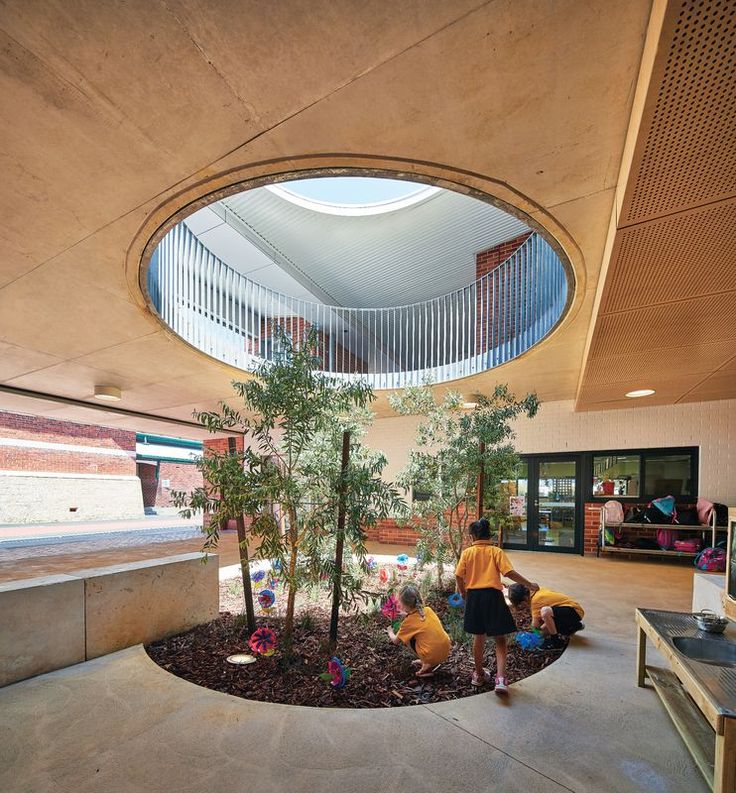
<box><xmin>584</xmin><ymin>446</ymin><xmax>699</xmax><ymax>503</ymax></box>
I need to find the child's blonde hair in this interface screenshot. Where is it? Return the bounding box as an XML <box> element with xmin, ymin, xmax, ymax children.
<box><xmin>399</xmin><ymin>584</ymin><xmax>425</xmax><ymax>620</ymax></box>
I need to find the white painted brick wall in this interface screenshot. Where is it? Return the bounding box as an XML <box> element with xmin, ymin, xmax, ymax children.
<box><xmin>366</xmin><ymin>399</ymin><xmax>736</xmax><ymax>504</ymax></box>
<box><xmin>0</xmin><ymin>474</ymin><xmax>144</xmax><ymax>524</ymax></box>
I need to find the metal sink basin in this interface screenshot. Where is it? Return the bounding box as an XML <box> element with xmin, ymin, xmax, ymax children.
<box><xmin>672</xmin><ymin>636</ymin><xmax>736</xmax><ymax>667</ymax></box>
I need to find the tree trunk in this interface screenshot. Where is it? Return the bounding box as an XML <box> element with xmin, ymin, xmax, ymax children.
<box><xmin>235</xmin><ymin>514</ymin><xmax>257</xmax><ymax>634</ymax></box>
<box><xmin>284</xmin><ymin>507</ymin><xmax>299</xmax><ymax>641</ymax></box>
<box><xmin>329</xmin><ymin>431</ymin><xmax>350</xmax><ymax>650</ymax></box>
<box><xmin>437</xmin><ymin>557</ymin><xmax>445</xmax><ymax>590</ymax></box>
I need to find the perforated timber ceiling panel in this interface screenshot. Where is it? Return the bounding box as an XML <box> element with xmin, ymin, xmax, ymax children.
<box><xmin>577</xmin><ymin>0</ymin><xmax>736</xmax><ymax>411</ymax></box>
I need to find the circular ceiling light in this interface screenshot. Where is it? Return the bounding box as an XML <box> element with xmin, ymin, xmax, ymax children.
<box><xmin>94</xmin><ymin>385</ymin><xmax>122</xmax><ymax>402</ymax></box>
<box><xmin>625</xmin><ymin>389</ymin><xmax>656</xmax><ymax>398</ymax></box>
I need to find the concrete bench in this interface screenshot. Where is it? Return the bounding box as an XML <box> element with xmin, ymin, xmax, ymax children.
<box><xmin>0</xmin><ymin>552</ymin><xmax>218</xmax><ymax>687</ymax></box>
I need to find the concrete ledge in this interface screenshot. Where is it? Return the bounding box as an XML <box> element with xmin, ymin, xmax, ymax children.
<box><xmin>0</xmin><ymin>553</ymin><xmax>218</xmax><ymax>685</ymax></box>
<box><xmin>0</xmin><ymin>574</ymin><xmax>85</xmax><ymax>687</ymax></box>
<box><xmin>79</xmin><ymin>553</ymin><xmax>219</xmax><ymax>659</ymax></box>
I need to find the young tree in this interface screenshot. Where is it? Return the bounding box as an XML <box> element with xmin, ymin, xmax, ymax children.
<box><xmin>172</xmin><ymin>443</ymin><xmax>257</xmax><ymax>634</ymax></box>
<box><xmin>196</xmin><ymin>327</ymin><xmax>403</xmax><ymax>644</ymax></box>
<box><xmin>298</xmin><ymin>406</ymin><xmax>408</xmax><ymax>646</ymax></box>
<box><xmin>390</xmin><ymin>383</ymin><xmax>539</xmax><ymax>586</ymax></box>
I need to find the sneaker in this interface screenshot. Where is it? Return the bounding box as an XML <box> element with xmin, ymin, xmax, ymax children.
<box><xmin>494</xmin><ymin>676</ymin><xmax>509</xmax><ymax>696</ymax></box>
<box><xmin>571</xmin><ymin>621</ymin><xmax>585</xmax><ymax>634</ymax></box>
<box><xmin>471</xmin><ymin>668</ymin><xmax>492</xmax><ymax>687</ymax></box>
<box><xmin>540</xmin><ymin>635</ymin><xmax>565</xmax><ymax>650</ymax></box>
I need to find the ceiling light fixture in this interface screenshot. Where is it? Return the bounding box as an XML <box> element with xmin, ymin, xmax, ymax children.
<box><xmin>94</xmin><ymin>385</ymin><xmax>122</xmax><ymax>402</ymax></box>
<box><xmin>625</xmin><ymin>389</ymin><xmax>656</xmax><ymax>399</ymax></box>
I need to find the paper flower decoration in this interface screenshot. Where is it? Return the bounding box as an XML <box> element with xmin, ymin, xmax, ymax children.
<box><xmin>257</xmin><ymin>589</ymin><xmax>276</xmax><ymax>609</ymax></box>
<box><xmin>396</xmin><ymin>553</ymin><xmax>409</xmax><ymax>570</ymax></box>
<box><xmin>272</xmin><ymin>559</ymin><xmax>282</xmax><ymax>572</ymax></box>
<box><xmin>250</xmin><ymin>569</ymin><xmax>266</xmax><ymax>583</ymax></box>
<box><xmin>248</xmin><ymin>627</ymin><xmax>277</xmax><ymax>656</ymax></box>
<box><xmin>319</xmin><ymin>656</ymin><xmax>352</xmax><ymax>689</ymax></box>
<box><xmin>379</xmin><ymin>568</ymin><xmax>389</xmax><ymax>584</ymax></box>
<box><xmin>381</xmin><ymin>593</ymin><xmax>401</xmax><ymax>622</ymax></box>
<box><xmin>366</xmin><ymin>556</ymin><xmax>378</xmax><ymax>572</ymax></box>
<box><xmin>267</xmin><ymin>577</ymin><xmax>279</xmax><ymax>590</ymax></box>
<box><xmin>448</xmin><ymin>592</ymin><xmax>465</xmax><ymax>609</ymax></box>
<box><xmin>516</xmin><ymin>630</ymin><xmax>544</xmax><ymax>651</ymax></box>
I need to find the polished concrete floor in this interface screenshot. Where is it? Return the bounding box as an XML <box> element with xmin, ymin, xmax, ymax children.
<box><xmin>0</xmin><ymin>551</ymin><xmax>706</xmax><ymax>793</ymax></box>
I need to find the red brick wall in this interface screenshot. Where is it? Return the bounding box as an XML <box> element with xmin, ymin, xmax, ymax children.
<box><xmin>0</xmin><ymin>411</ymin><xmax>136</xmax><ymax>476</ymax></box>
<box><xmin>138</xmin><ymin>463</ymin><xmax>158</xmax><ymax>507</ymax></box>
<box><xmin>156</xmin><ymin>461</ymin><xmax>203</xmax><ymax>507</ymax></box>
<box><xmin>475</xmin><ymin>232</ymin><xmax>532</xmax><ymax>352</ymax></box>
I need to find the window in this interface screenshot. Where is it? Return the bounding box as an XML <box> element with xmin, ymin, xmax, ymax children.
<box><xmin>593</xmin><ymin>454</ymin><xmax>640</xmax><ymax>498</ymax></box>
<box><xmin>412</xmin><ymin>489</ymin><xmax>432</xmax><ymax>503</ymax></box>
<box><xmin>589</xmin><ymin>447</ymin><xmax>697</xmax><ymax>501</ymax></box>
<box><xmin>644</xmin><ymin>453</ymin><xmax>692</xmax><ymax>497</ymax></box>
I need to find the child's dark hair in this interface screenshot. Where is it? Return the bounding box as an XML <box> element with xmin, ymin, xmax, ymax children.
<box><xmin>398</xmin><ymin>584</ymin><xmax>426</xmax><ymax>620</ymax></box>
<box><xmin>507</xmin><ymin>583</ymin><xmax>530</xmax><ymax>606</ymax></box>
<box><xmin>469</xmin><ymin>517</ymin><xmax>492</xmax><ymax>540</ymax></box>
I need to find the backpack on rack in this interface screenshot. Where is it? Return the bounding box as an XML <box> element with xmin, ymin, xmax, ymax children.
<box><xmin>624</xmin><ymin>507</ymin><xmax>645</xmax><ymax>523</ymax></box>
<box><xmin>694</xmin><ymin>547</ymin><xmax>726</xmax><ymax>572</ymax></box>
<box><xmin>656</xmin><ymin>528</ymin><xmax>676</xmax><ymax>550</ymax></box>
<box><xmin>714</xmin><ymin>503</ymin><xmax>729</xmax><ymax>526</ymax></box>
<box><xmin>673</xmin><ymin>538</ymin><xmax>702</xmax><ymax>553</ymax></box>
<box><xmin>676</xmin><ymin>506</ymin><xmax>699</xmax><ymax>526</ymax></box>
<box><xmin>602</xmin><ymin>500</ymin><xmax>624</xmax><ymax>546</ymax></box>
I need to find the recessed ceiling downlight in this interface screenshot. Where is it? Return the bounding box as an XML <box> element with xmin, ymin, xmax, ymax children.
<box><xmin>625</xmin><ymin>389</ymin><xmax>656</xmax><ymax>398</ymax></box>
<box><xmin>94</xmin><ymin>385</ymin><xmax>122</xmax><ymax>402</ymax></box>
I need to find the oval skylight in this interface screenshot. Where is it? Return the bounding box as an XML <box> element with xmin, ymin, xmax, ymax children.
<box><xmin>266</xmin><ymin>177</ymin><xmax>440</xmax><ymax>216</ymax></box>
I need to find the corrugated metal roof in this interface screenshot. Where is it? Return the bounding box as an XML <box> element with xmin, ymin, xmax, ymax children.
<box><xmin>193</xmin><ymin>185</ymin><xmax>529</xmax><ymax>308</ymax></box>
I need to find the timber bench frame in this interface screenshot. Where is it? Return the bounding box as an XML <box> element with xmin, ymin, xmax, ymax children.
<box><xmin>636</xmin><ymin>608</ymin><xmax>736</xmax><ymax>793</ymax></box>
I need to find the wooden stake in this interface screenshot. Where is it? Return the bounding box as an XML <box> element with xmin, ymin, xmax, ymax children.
<box><xmin>329</xmin><ymin>431</ymin><xmax>351</xmax><ymax>649</ymax></box>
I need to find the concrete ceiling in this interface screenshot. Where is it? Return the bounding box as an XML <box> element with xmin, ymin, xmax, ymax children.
<box><xmin>3</xmin><ymin>0</ymin><xmax>724</xmax><ymax>437</ymax></box>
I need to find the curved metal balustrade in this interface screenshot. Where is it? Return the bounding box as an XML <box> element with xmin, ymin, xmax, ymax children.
<box><xmin>147</xmin><ymin>222</ymin><xmax>569</xmax><ymax>389</ymax></box>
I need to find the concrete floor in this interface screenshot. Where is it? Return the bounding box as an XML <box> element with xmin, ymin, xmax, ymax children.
<box><xmin>0</xmin><ymin>551</ymin><xmax>707</xmax><ymax>792</ymax></box>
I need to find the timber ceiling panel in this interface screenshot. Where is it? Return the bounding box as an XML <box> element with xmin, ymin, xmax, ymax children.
<box><xmin>600</xmin><ymin>199</ymin><xmax>736</xmax><ymax>313</ymax></box>
<box><xmin>620</xmin><ymin>0</ymin><xmax>736</xmax><ymax>224</ymax></box>
<box><xmin>577</xmin><ymin>0</ymin><xmax>736</xmax><ymax>410</ymax></box>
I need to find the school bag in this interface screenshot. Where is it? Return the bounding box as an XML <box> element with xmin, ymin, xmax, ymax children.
<box><xmin>656</xmin><ymin>528</ymin><xmax>676</xmax><ymax>550</ymax></box>
<box><xmin>694</xmin><ymin>547</ymin><xmax>726</xmax><ymax>572</ymax></box>
<box><xmin>675</xmin><ymin>506</ymin><xmax>699</xmax><ymax>526</ymax></box>
<box><xmin>696</xmin><ymin>498</ymin><xmax>715</xmax><ymax>526</ymax></box>
<box><xmin>602</xmin><ymin>500</ymin><xmax>624</xmax><ymax>545</ymax></box>
<box><xmin>673</xmin><ymin>538</ymin><xmax>701</xmax><ymax>553</ymax></box>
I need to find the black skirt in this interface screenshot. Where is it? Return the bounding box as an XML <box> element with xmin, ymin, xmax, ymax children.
<box><xmin>464</xmin><ymin>587</ymin><xmax>517</xmax><ymax>636</ymax></box>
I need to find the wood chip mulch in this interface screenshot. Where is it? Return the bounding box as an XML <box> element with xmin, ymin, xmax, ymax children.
<box><xmin>146</xmin><ymin>571</ymin><xmax>566</xmax><ymax>708</ymax></box>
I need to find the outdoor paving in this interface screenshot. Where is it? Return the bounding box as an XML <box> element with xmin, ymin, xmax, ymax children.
<box><xmin>0</xmin><ymin>552</ymin><xmax>707</xmax><ymax>792</ymax></box>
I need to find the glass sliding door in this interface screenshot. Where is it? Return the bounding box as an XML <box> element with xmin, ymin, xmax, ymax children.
<box><xmin>536</xmin><ymin>460</ymin><xmax>577</xmax><ymax>550</ymax></box>
<box><xmin>503</xmin><ymin>456</ymin><xmax>581</xmax><ymax>553</ymax></box>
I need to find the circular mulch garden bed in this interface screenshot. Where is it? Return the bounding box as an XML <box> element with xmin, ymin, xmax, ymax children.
<box><xmin>146</xmin><ymin>564</ymin><xmax>567</xmax><ymax>708</ymax></box>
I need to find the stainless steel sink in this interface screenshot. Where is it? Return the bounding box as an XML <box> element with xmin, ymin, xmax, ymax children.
<box><xmin>672</xmin><ymin>636</ymin><xmax>736</xmax><ymax>667</ymax></box>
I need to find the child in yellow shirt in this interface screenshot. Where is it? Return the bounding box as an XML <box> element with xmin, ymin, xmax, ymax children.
<box><xmin>387</xmin><ymin>584</ymin><xmax>451</xmax><ymax>677</ymax></box>
<box><xmin>507</xmin><ymin>583</ymin><xmax>584</xmax><ymax>648</ymax></box>
<box><xmin>455</xmin><ymin>518</ymin><xmax>538</xmax><ymax>694</ymax></box>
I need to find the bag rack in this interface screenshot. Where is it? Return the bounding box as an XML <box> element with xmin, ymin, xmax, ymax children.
<box><xmin>598</xmin><ymin>507</ymin><xmax>719</xmax><ymax>558</ymax></box>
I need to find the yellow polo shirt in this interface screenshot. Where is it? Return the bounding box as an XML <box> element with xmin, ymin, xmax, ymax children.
<box><xmin>396</xmin><ymin>606</ymin><xmax>451</xmax><ymax>666</ymax></box>
<box><xmin>455</xmin><ymin>540</ymin><xmax>514</xmax><ymax>590</ymax></box>
<box><xmin>531</xmin><ymin>588</ymin><xmax>584</xmax><ymax>620</ymax></box>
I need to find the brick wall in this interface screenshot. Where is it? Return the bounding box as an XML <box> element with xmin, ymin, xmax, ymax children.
<box><xmin>0</xmin><ymin>410</ymin><xmax>142</xmax><ymax>524</ymax></box>
<box><xmin>475</xmin><ymin>232</ymin><xmax>532</xmax><ymax>352</ymax></box>
<box><xmin>156</xmin><ymin>461</ymin><xmax>203</xmax><ymax>507</ymax></box>
<box><xmin>0</xmin><ymin>411</ymin><xmax>136</xmax><ymax>476</ymax></box>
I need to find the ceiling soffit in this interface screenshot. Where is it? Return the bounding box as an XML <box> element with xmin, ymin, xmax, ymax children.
<box><xmin>578</xmin><ymin>0</ymin><xmax>736</xmax><ymax>410</ymax></box>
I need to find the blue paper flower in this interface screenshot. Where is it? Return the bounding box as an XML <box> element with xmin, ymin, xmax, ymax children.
<box><xmin>250</xmin><ymin>569</ymin><xmax>266</xmax><ymax>583</ymax></box>
<box><xmin>258</xmin><ymin>589</ymin><xmax>276</xmax><ymax>609</ymax></box>
<box><xmin>516</xmin><ymin>630</ymin><xmax>544</xmax><ymax>651</ymax></box>
<box><xmin>448</xmin><ymin>592</ymin><xmax>465</xmax><ymax>608</ymax></box>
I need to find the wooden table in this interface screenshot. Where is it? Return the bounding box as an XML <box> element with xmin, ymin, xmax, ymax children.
<box><xmin>636</xmin><ymin>608</ymin><xmax>736</xmax><ymax>793</ymax></box>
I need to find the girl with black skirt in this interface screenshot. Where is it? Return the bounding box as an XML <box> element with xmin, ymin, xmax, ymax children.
<box><xmin>455</xmin><ymin>518</ymin><xmax>539</xmax><ymax>694</ymax></box>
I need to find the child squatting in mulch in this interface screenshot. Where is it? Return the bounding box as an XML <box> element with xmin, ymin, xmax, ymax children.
<box><xmin>147</xmin><ymin>522</ymin><xmax>585</xmax><ymax>708</ymax></box>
